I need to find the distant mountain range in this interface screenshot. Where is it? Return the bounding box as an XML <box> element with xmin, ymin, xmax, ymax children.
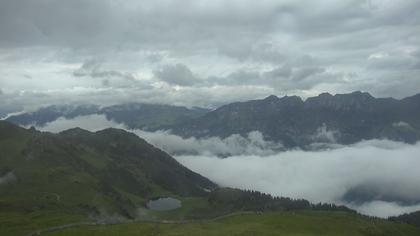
<box><xmin>5</xmin><ymin>91</ymin><xmax>420</xmax><ymax>148</ymax></box>
<box><xmin>100</xmin><ymin>103</ymin><xmax>209</xmax><ymax>130</ymax></box>
<box><xmin>167</xmin><ymin>91</ymin><xmax>420</xmax><ymax>147</ymax></box>
<box><xmin>5</xmin><ymin>103</ymin><xmax>209</xmax><ymax>130</ymax></box>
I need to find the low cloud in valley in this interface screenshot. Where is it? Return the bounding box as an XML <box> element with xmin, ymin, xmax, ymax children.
<box><xmin>31</xmin><ymin>114</ymin><xmax>420</xmax><ymax>218</ymax></box>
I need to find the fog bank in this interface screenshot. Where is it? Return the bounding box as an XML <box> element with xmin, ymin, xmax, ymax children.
<box><xmin>35</xmin><ymin>114</ymin><xmax>283</xmax><ymax>156</ymax></box>
<box><xmin>174</xmin><ymin>141</ymin><xmax>420</xmax><ymax>218</ymax></box>
<box><xmin>34</xmin><ymin>114</ymin><xmax>420</xmax><ymax>217</ymax></box>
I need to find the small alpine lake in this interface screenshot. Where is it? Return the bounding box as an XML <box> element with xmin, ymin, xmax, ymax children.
<box><xmin>146</xmin><ymin>197</ymin><xmax>182</xmax><ymax>211</ymax></box>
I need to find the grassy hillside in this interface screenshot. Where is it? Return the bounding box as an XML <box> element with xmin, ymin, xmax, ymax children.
<box><xmin>45</xmin><ymin>211</ymin><xmax>420</xmax><ymax>236</ymax></box>
<box><xmin>0</xmin><ymin>121</ymin><xmax>215</xmax><ymax>221</ymax></box>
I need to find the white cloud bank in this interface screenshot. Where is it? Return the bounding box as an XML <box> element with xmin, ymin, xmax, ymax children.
<box><xmin>174</xmin><ymin>141</ymin><xmax>420</xmax><ymax>218</ymax></box>
<box><xmin>34</xmin><ymin>114</ymin><xmax>420</xmax><ymax>218</ymax></box>
<box><xmin>35</xmin><ymin>114</ymin><xmax>283</xmax><ymax>156</ymax></box>
<box><xmin>35</xmin><ymin>114</ymin><xmax>126</xmax><ymax>133</ymax></box>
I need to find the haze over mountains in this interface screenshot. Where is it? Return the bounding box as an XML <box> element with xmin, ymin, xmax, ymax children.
<box><xmin>5</xmin><ymin>103</ymin><xmax>209</xmax><ymax>131</ymax></box>
<box><xmin>3</xmin><ymin>91</ymin><xmax>420</xmax><ymax>219</ymax></box>
<box><xmin>6</xmin><ymin>91</ymin><xmax>420</xmax><ymax>149</ymax></box>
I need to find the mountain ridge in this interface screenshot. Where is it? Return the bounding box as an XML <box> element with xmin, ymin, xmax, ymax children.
<box><xmin>0</xmin><ymin>120</ymin><xmax>216</xmax><ymax>219</ymax></box>
<box><xmin>4</xmin><ymin>91</ymin><xmax>420</xmax><ymax>148</ymax></box>
<box><xmin>167</xmin><ymin>91</ymin><xmax>420</xmax><ymax>147</ymax></box>
<box><xmin>5</xmin><ymin>103</ymin><xmax>210</xmax><ymax>130</ymax></box>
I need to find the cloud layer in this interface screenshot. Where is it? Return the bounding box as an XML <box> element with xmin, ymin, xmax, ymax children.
<box><xmin>34</xmin><ymin>114</ymin><xmax>283</xmax><ymax>156</ymax></box>
<box><xmin>175</xmin><ymin>141</ymin><xmax>420</xmax><ymax>218</ymax></box>
<box><xmin>32</xmin><ymin>114</ymin><xmax>420</xmax><ymax>217</ymax></box>
<box><xmin>1</xmin><ymin>0</ymin><xmax>420</xmax><ymax>111</ymax></box>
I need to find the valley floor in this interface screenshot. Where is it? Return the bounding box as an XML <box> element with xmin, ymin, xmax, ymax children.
<box><xmin>18</xmin><ymin>211</ymin><xmax>420</xmax><ymax>236</ymax></box>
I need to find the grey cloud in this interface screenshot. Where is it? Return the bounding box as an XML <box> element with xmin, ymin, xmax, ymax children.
<box><xmin>175</xmin><ymin>140</ymin><xmax>420</xmax><ymax>218</ymax></box>
<box><xmin>71</xmin><ymin>60</ymin><xmax>147</xmax><ymax>90</ymax></box>
<box><xmin>34</xmin><ymin>114</ymin><xmax>284</xmax><ymax>156</ymax></box>
<box><xmin>73</xmin><ymin>60</ymin><xmax>100</xmax><ymax>77</ymax></box>
<box><xmin>74</xmin><ymin>60</ymin><xmax>136</xmax><ymax>81</ymax></box>
<box><xmin>348</xmin><ymin>71</ymin><xmax>420</xmax><ymax>99</ymax></box>
<box><xmin>351</xmin><ymin>201</ymin><xmax>420</xmax><ymax>219</ymax></box>
<box><xmin>292</xmin><ymin>67</ymin><xmax>326</xmax><ymax>81</ymax></box>
<box><xmin>280</xmin><ymin>1</ymin><xmax>420</xmax><ymax>38</ymax></box>
<box><xmin>218</xmin><ymin>42</ymin><xmax>287</xmax><ymax>64</ymax></box>
<box><xmin>101</xmin><ymin>79</ymin><xmax>110</xmax><ymax>87</ymax></box>
<box><xmin>367</xmin><ymin>52</ymin><xmax>420</xmax><ymax>71</ymax></box>
<box><xmin>264</xmin><ymin>65</ymin><xmax>292</xmax><ymax>78</ymax></box>
<box><xmin>0</xmin><ymin>82</ymin><xmax>274</xmax><ymax>113</ymax></box>
<box><xmin>310</xmin><ymin>124</ymin><xmax>339</xmax><ymax>143</ymax></box>
<box><xmin>263</xmin><ymin>65</ymin><xmax>345</xmax><ymax>90</ymax></box>
<box><xmin>0</xmin><ymin>1</ymin><xmax>415</xmax><ymax>52</ymax></box>
<box><xmin>0</xmin><ymin>0</ymin><xmax>419</xmax><ymax>107</ymax></box>
<box><xmin>0</xmin><ymin>0</ymin><xmax>120</xmax><ymax>49</ymax></box>
<box><xmin>146</xmin><ymin>53</ymin><xmax>164</xmax><ymax>63</ymax></box>
<box><xmin>411</xmin><ymin>50</ymin><xmax>420</xmax><ymax>59</ymax></box>
<box><xmin>134</xmin><ymin>130</ymin><xmax>283</xmax><ymax>157</ymax></box>
<box><xmin>210</xmin><ymin>70</ymin><xmax>262</xmax><ymax>86</ymax></box>
<box><xmin>0</xmin><ymin>0</ymin><xmax>277</xmax><ymax>51</ymax></box>
<box><xmin>154</xmin><ymin>64</ymin><xmax>199</xmax><ymax>86</ymax></box>
<box><xmin>206</xmin><ymin>64</ymin><xmax>334</xmax><ymax>91</ymax></box>
<box><xmin>31</xmin><ymin>114</ymin><xmax>126</xmax><ymax>133</ymax></box>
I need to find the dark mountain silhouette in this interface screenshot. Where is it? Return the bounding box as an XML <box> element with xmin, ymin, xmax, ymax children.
<box><xmin>5</xmin><ymin>92</ymin><xmax>420</xmax><ymax>148</ymax></box>
<box><xmin>6</xmin><ymin>103</ymin><xmax>209</xmax><ymax>130</ymax></box>
<box><xmin>167</xmin><ymin>91</ymin><xmax>420</xmax><ymax>147</ymax></box>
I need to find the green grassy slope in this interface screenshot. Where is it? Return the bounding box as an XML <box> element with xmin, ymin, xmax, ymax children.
<box><xmin>0</xmin><ymin>121</ymin><xmax>215</xmax><ymax>222</ymax></box>
<box><xmin>0</xmin><ymin>210</ymin><xmax>84</xmax><ymax>236</ymax></box>
<box><xmin>46</xmin><ymin>211</ymin><xmax>420</xmax><ymax>236</ymax></box>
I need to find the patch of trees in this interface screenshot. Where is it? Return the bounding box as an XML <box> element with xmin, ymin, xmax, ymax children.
<box><xmin>390</xmin><ymin>211</ymin><xmax>420</xmax><ymax>227</ymax></box>
<box><xmin>208</xmin><ymin>188</ymin><xmax>355</xmax><ymax>213</ymax></box>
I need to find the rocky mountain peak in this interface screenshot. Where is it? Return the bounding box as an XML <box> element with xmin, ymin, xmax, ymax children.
<box><xmin>305</xmin><ymin>91</ymin><xmax>375</xmax><ymax>110</ymax></box>
<box><xmin>263</xmin><ymin>95</ymin><xmax>280</xmax><ymax>102</ymax></box>
<box><xmin>347</xmin><ymin>91</ymin><xmax>374</xmax><ymax>100</ymax></box>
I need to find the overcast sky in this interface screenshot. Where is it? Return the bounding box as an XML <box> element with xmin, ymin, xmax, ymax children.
<box><xmin>1</xmin><ymin>0</ymin><xmax>420</xmax><ymax>112</ymax></box>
